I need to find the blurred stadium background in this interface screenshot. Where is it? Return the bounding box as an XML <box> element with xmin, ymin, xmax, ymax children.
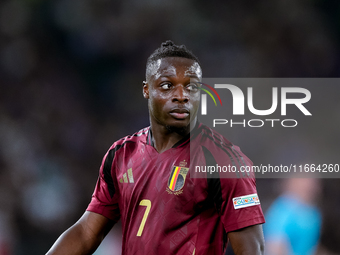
<box><xmin>0</xmin><ymin>0</ymin><xmax>340</xmax><ymax>254</ymax></box>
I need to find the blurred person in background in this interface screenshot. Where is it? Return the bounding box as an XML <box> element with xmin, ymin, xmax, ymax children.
<box><xmin>264</xmin><ymin>178</ymin><xmax>322</xmax><ymax>255</ymax></box>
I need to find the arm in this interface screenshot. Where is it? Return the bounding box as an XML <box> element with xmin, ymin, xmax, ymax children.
<box><xmin>265</xmin><ymin>240</ymin><xmax>288</xmax><ymax>255</ymax></box>
<box><xmin>46</xmin><ymin>211</ymin><xmax>114</xmax><ymax>255</ymax></box>
<box><xmin>227</xmin><ymin>224</ymin><xmax>265</xmax><ymax>255</ymax></box>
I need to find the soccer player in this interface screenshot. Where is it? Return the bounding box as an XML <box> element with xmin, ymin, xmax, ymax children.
<box><xmin>46</xmin><ymin>41</ymin><xmax>265</xmax><ymax>255</ymax></box>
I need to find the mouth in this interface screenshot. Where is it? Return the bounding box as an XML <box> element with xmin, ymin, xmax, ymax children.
<box><xmin>169</xmin><ymin>108</ymin><xmax>190</xmax><ymax>120</ymax></box>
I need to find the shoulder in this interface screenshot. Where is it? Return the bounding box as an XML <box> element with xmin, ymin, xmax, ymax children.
<box><xmin>198</xmin><ymin>124</ymin><xmax>233</xmax><ymax>148</ymax></box>
<box><xmin>100</xmin><ymin>127</ymin><xmax>149</xmax><ymax>165</ymax></box>
<box><xmin>107</xmin><ymin>127</ymin><xmax>149</xmax><ymax>151</ymax></box>
<box><xmin>196</xmin><ymin>123</ymin><xmax>252</xmax><ymax>166</ymax></box>
<box><xmin>99</xmin><ymin>127</ymin><xmax>149</xmax><ymax>174</ymax></box>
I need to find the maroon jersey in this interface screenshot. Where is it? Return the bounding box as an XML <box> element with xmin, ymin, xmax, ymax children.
<box><xmin>87</xmin><ymin>123</ymin><xmax>265</xmax><ymax>255</ymax></box>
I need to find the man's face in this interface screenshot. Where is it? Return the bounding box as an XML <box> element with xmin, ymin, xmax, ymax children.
<box><xmin>143</xmin><ymin>57</ymin><xmax>202</xmax><ymax>130</ymax></box>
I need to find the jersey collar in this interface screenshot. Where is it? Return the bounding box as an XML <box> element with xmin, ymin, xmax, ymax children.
<box><xmin>145</xmin><ymin>122</ymin><xmax>202</xmax><ymax>148</ymax></box>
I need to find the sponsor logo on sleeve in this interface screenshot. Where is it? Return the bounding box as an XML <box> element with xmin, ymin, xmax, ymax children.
<box><xmin>233</xmin><ymin>193</ymin><xmax>260</xmax><ymax>209</ymax></box>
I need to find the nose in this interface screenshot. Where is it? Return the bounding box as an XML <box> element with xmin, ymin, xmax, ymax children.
<box><xmin>172</xmin><ymin>85</ymin><xmax>189</xmax><ymax>103</ymax></box>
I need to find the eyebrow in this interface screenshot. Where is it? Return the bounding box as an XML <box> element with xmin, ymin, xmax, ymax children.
<box><xmin>158</xmin><ymin>74</ymin><xmax>200</xmax><ymax>78</ymax></box>
<box><xmin>159</xmin><ymin>74</ymin><xmax>176</xmax><ymax>78</ymax></box>
<box><xmin>186</xmin><ymin>74</ymin><xmax>200</xmax><ymax>78</ymax></box>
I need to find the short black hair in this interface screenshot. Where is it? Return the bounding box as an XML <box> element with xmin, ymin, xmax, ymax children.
<box><xmin>146</xmin><ymin>40</ymin><xmax>200</xmax><ymax>80</ymax></box>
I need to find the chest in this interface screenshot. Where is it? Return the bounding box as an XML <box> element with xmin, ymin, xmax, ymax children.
<box><xmin>114</xmin><ymin>143</ymin><xmax>207</xmax><ymax>217</ymax></box>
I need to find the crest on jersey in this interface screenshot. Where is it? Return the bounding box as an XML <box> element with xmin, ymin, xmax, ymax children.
<box><xmin>167</xmin><ymin>165</ymin><xmax>189</xmax><ymax>194</ymax></box>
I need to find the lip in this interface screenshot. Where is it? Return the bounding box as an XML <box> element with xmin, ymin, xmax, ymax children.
<box><xmin>169</xmin><ymin>108</ymin><xmax>190</xmax><ymax>119</ymax></box>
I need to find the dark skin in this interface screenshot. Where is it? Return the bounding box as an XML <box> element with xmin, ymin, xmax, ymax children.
<box><xmin>46</xmin><ymin>57</ymin><xmax>264</xmax><ymax>255</ymax></box>
<box><xmin>143</xmin><ymin>57</ymin><xmax>201</xmax><ymax>153</ymax></box>
<box><xmin>46</xmin><ymin>211</ymin><xmax>114</xmax><ymax>255</ymax></box>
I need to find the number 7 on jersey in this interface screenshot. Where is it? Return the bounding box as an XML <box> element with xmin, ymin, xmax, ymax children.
<box><xmin>136</xmin><ymin>199</ymin><xmax>151</xmax><ymax>236</ymax></box>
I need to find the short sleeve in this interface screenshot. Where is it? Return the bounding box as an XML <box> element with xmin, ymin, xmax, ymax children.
<box><xmin>220</xmin><ymin>177</ymin><xmax>265</xmax><ymax>233</ymax></box>
<box><xmin>202</xmin><ymin>145</ymin><xmax>265</xmax><ymax>233</ymax></box>
<box><xmin>86</xmin><ymin>148</ymin><xmax>121</xmax><ymax>222</ymax></box>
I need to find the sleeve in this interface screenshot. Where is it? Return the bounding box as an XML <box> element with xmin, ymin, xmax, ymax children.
<box><xmin>219</xmin><ymin>177</ymin><xmax>265</xmax><ymax>233</ymax></box>
<box><xmin>86</xmin><ymin>147</ymin><xmax>121</xmax><ymax>222</ymax></box>
<box><xmin>202</xmin><ymin>145</ymin><xmax>265</xmax><ymax>233</ymax></box>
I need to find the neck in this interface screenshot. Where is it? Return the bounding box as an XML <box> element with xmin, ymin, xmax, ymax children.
<box><xmin>150</xmin><ymin>118</ymin><xmax>197</xmax><ymax>153</ymax></box>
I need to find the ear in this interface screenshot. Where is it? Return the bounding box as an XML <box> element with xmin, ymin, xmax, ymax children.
<box><xmin>143</xmin><ymin>81</ymin><xmax>149</xmax><ymax>99</ymax></box>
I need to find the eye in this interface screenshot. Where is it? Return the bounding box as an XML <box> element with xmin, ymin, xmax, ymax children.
<box><xmin>160</xmin><ymin>83</ymin><xmax>172</xmax><ymax>90</ymax></box>
<box><xmin>187</xmin><ymin>83</ymin><xmax>199</xmax><ymax>91</ymax></box>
